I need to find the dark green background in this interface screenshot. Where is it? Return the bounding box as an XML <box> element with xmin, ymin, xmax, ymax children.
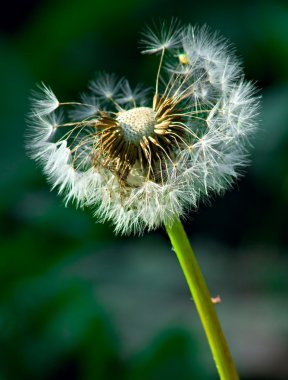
<box><xmin>1</xmin><ymin>0</ymin><xmax>288</xmax><ymax>379</ymax></box>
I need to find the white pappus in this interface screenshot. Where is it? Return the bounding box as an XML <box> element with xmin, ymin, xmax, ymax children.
<box><xmin>26</xmin><ymin>21</ymin><xmax>259</xmax><ymax>234</ymax></box>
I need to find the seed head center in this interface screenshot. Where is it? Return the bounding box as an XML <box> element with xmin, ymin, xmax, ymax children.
<box><xmin>117</xmin><ymin>107</ymin><xmax>156</xmax><ymax>143</ymax></box>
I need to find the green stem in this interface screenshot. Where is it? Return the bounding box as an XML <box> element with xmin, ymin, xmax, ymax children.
<box><xmin>165</xmin><ymin>217</ymin><xmax>239</xmax><ymax>380</ymax></box>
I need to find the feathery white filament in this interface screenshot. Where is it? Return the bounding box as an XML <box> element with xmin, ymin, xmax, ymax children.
<box><xmin>30</xmin><ymin>83</ymin><xmax>59</xmax><ymax>116</ymax></box>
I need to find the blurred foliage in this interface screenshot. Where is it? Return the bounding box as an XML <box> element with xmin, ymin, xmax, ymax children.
<box><xmin>0</xmin><ymin>273</ymin><xmax>121</xmax><ymax>380</ymax></box>
<box><xmin>126</xmin><ymin>329</ymin><xmax>205</xmax><ymax>380</ymax></box>
<box><xmin>0</xmin><ymin>0</ymin><xmax>288</xmax><ymax>379</ymax></box>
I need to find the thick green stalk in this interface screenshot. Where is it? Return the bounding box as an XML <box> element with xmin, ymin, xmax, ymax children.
<box><xmin>165</xmin><ymin>217</ymin><xmax>239</xmax><ymax>380</ymax></box>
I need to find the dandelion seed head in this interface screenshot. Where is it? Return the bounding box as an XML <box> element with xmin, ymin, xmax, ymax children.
<box><xmin>27</xmin><ymin>20</ymin><xmax>260</xmax><ymax>234</ymax></box>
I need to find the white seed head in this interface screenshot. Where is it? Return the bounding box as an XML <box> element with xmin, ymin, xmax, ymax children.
<box><xmin>117</xmin><ymin>107</ymin><xmax>156</xmax><ymax>143</ymax></box>
<box><xmin>27</xmin><ymin>21</ymin><xmax>260</xmax><ymax>235</ymax></box>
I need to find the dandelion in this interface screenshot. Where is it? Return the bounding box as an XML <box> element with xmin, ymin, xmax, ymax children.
<box><xmin>27</xmin><ymin>21</ymin><xmax>259</xmax><ymax>380</ymax></box>
<box><xmin>27</xmin><ymin>25</ymin><xmax>258</xmax><ymax>235</ymax></box>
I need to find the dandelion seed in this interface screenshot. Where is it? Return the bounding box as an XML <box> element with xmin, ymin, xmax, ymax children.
<box><xmin>68</xmin><ymin>93</ymin><xmax>100</xmax><ymax>120</ymax></box>
<box><xmin>27</xmin><ymin>21</ymin><xmax>259</xmax><ymax>234</ymax></box>
<box><xmin>89</xmin><ymin>72</ymin><xmax>123</xmax><ymax>102</ymax></box>
<box><xmin>140</xmin><ymin>19</ymin><xmax>183</xmax><ymax>54</ymax></box>
<box><xmin>30</xmin><ymin>82</ymin><xmax>59</xmax><ymax>116</ymax></box>
<box><xmin>117</xmin><ymin>80</ymin><xmax>150</xmax><ymax>107</ymax></box>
